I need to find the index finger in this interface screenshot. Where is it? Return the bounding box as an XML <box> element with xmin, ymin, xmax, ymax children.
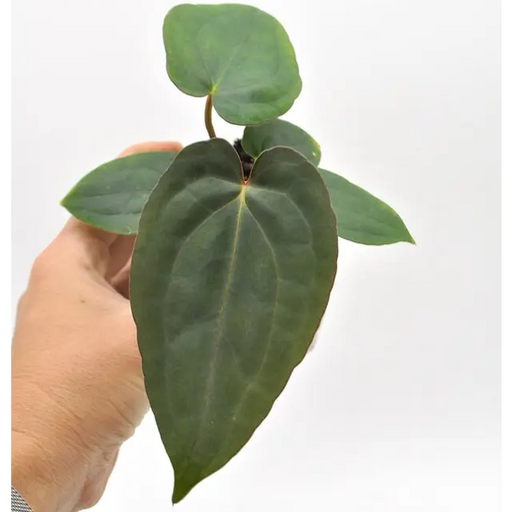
<box><xmin>118</xmin><ymin>140</ymin><xmax>183</xmax><ymax>157</ymax></box>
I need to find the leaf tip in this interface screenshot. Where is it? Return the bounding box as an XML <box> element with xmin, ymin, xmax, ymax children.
<box><xmin>172</xmin><ymin>475</ymin><xmax>195</xmax><ymax>505</ymax></box>
<box><xmin>60</xmin><ymin>195</ymin><xmax>71</xmax><ymax>210</ymax></box>
<box><xmin>402</xmin><ymin>227</ymin><xmax>416</xmax><ymax>245</ymax></box>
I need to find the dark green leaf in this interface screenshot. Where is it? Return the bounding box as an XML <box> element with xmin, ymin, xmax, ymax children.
<box><xmin>319</xmin><ymin>168</ymin><xmax>415</xmax><ymax>245</ymax></box>
<box><xmin>61</xmin><ymin>152</ymin><xmax>176</xmax><ymax>234</ymax></box>
<box><xmin>238</xmin><ymin>118</ymin><xmax>413</xmax><ymax>245</ymax></box>
<box><xmin>163</xmin><ymin>4</ymin><xmax>302</xmax><ymax>125</ymax></box>
<box><xmin>243</xmin><ymin>119</ymin><xmax>321</xmax><ymax>166</ymax></box>
<box><xmin>131</xmin><ymin>139</ymin><xmax>338</xmax><ymax>503</ymax></box>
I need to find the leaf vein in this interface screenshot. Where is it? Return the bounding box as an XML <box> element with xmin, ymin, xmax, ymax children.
<box><xmin>177</xmin><ymin>188</ymin><xmax>247</xmax><ymax>478</ymax></box>
<box><xmin>199</xmin><ymin>199</ymin><xmax>280</xmax><ymax>478</ymax></box>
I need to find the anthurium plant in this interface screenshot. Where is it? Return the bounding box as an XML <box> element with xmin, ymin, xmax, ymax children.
<box><xmin>61</xmin><ymin>3</ymin><xmax>414</xmax><ymax>504</ymax></box>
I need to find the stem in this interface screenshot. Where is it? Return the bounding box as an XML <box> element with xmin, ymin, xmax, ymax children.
<box><xmin>204</xmin><ymin>95</ymin><xmax>216</xmax><ymax>138</ymax></box>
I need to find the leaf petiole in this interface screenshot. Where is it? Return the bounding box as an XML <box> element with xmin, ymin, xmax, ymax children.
<box><xmin>205</xmin><ymin>95</ymin><xmax>216</xmax><ymax>138</ymax></box>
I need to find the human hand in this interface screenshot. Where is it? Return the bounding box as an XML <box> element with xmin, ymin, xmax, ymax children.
<box><xmin>11</xmin><ymin>141</ymin><xmax>182</xmax><ymax>512</ymax></box>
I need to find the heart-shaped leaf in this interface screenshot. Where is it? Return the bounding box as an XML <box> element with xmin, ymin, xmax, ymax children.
<box><xmin>61</xmin><ymin>152</ymin><xmax>176</xmax><ymax>234</ymax></box>
<box><xmin>163</xmin><ymin>4</ymin><xmax>302</xmax><ymax>125</ymax></box>
<box><xmin>131</xmin><ymin>139</ymin><xmax>338</xmax><ymax>503</ymax></box>
<box><xmin>243</xmin><ymin>119</ymin><xmax>321</xmax><ymax>166</ymax></box>
<box><xmin>319</xmin><ymin>168</ymin><xmax>415</xmax><ymax>245</ymax></box>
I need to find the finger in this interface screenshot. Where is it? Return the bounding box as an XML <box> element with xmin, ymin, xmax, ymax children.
<box><xmin>107</xmin><ymin>236</ymin><xmax>135</xmax><ymax>281</ymax></box>
<box><xmin>111</xmin><ymin>264</ymin><xmax>131</xmax><ymax>299</ymax></box>
<box><xmin>118</xmin><ymin>141</ymin><xmax>183</xmax><ymax>158</ymax></box>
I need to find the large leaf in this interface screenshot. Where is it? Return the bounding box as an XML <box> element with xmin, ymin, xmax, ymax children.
<box><xmin>131</xmin><ymin>139</ymin><xmax>338</xmax><ymax>503</ymax></box>
<box><xmin>319</xmin><ymin>168</ymin><xmax>415</xmax><ymax>245</ymax></box>
<box><xmin>243</xmin><ymin>119</ymin><xmax>321</xmax><ymax>166</ymax></box>
<box><xmin>163</xmin><ymin>4</ymin><xmax>302</xmax><ymax>125</ymax></box>
<box><xmin>61</xmin><ymin>152</ymin><xmax>176</xmax><ymax>234</ymax></box>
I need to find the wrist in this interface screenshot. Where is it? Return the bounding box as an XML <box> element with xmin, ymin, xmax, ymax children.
<box><xmin>11</xmin><ymin>378</ymin><xmax>91</xmax><ymax>512</ymax></box>
<box><xmin>12</xmin><ymin>430</ymin><xmax>58</xmax><ymax>512</ymax></box>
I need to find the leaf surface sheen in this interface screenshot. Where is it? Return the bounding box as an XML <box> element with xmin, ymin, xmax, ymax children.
<box><xmin>163</xmin><ymin>4</ymin><xmax>302</xmax><ymax>125</ymax></box>
<box><xmin>319</xmin><ymin>168</ymin><xmax>415</xmax><ymax>245</ymax></box>
<box><xmin>131</xmin><ymin>139</ymin><xmax>338</xmax><ymax>502</ymax></box>
<box><xmin>61</xmin><ymin>152</ymin><xmax>177</xmax><ymax>234</ymax></box>
<box><xmin>243</xmin><ymin>118</ymin><xmax>321</xmax><ymax>165</ymax></box>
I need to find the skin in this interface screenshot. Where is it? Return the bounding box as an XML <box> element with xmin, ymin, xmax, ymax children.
<box><xmin>11</xmin><ymin>141</ymin><xmax>182</xmax><ymax>512</ymax></box>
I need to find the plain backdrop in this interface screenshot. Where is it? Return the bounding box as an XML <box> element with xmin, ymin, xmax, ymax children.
<box><xmin>11</xmin><ymin>0</ymin><xmax>501</xmax><ymax>510</ymax></box>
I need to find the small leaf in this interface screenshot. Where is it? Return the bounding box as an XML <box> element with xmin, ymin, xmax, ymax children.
<box><xmin>131</xmin><ymin>139</ymin><xmax>338</xmax><ymax>503</ymax></box>
<box><xmin>61</xmin><ymin>152</ymin><xmax>176</xmax><ymax>234</ymax></box>
<box><xmin>163</xmin><ymin>4</ymin><xmax>302</xmax><ymax>125</ymax></box>
<box><xmin>242</xmin><ymin>119</ymin><xmax>321</xmax><ymax>166</ymax></box>
<box><xmin>319</xmin><ymin>168</ymin><xmax>415</xmax><ymax>245</ymax></box>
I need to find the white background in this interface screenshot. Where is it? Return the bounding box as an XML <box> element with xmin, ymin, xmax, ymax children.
<box><xmin>11</xmin><ymin>0</ymin><xmax>501</xmax><ymax>511</ymax></box>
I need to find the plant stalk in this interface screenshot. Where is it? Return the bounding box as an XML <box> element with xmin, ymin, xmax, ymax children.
<box><xmin>204</xmin><ymin>95</ymin><xmax>216</xmax><ymax>138</ymax></box>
